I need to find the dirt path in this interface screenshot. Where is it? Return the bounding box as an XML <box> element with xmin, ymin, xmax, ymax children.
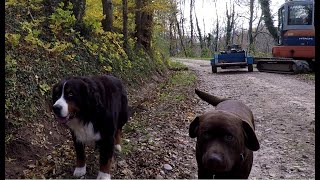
<box><xmin>175</xmin><ymin>58</ymin><xmax>315</xmax><ymax>179</ymax></box>
<box><xmin>8</xmin><ymin>58</ymin><xmax>315</xmax><ymax>179</ymax></box>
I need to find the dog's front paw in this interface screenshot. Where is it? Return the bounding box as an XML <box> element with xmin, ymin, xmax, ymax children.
<box><xmin>73</xmin><ymin>164</ymin><xmax>86</xmax><ymax>177</ymax></box>
<box><xmin>97</xmin><ymin>171</ymin><xmax>111</xmax><ymax>179</ymax></box>
<box><xmin>114</xmin><ymin>144</ymin><xmax>122</xmax><ymax>152</ymax></box>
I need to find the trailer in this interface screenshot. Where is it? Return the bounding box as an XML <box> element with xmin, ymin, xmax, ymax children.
<box><xmin>210</xmin><ymin>45</ymin><xmax>254</xmax><ymax>73</ymax></box>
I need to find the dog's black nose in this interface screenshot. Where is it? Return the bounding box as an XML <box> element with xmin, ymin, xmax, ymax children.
<box><xmin>207</xmin><ymin>153</ymin><xmax>223</xmax><ymax>166</ymax></box>
<box><xmin>52</xmin><ymin>105</ymin><xmax>62</xmax><ymax>116</ymax></box>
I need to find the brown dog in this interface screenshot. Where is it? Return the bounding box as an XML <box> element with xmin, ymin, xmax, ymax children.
<box><xmin>189</xmin><ymin>89</ymin><xmax>260</xmax><ymax>179</ymax></box>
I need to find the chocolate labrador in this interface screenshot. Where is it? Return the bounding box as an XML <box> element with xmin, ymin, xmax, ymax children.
<box><xmin>189</xmin><ymin>89</ymin><xmax>260</xmax><ymax>179</ymax></box>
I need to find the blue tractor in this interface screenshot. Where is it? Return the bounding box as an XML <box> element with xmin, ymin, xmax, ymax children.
<box><xmin>210</xmin><ymin>44</ymin><xmax>254</xmax><ymax>73</ymax></box>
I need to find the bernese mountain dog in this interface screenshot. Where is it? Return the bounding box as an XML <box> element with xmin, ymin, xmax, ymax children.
<box><xmin>51</xmin><ymin>75</ymin><xmax>129</xmax><ymax>179</ymax></box>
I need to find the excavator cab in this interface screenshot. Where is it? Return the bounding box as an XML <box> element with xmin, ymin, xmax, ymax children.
<box><xmin>274</xmin><ymin>0</ymin><xmax>314</xmax><ymax>58</ymax></box>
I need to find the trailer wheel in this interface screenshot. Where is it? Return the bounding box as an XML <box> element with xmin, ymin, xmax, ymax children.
<box><xmin>212</xmin><ymin>65</ymin><xmax>217</xmax><ymax>73</ymax></box>
<box><xmin>248</xmin><ymin>64</ymin><xmax>253</xmax><ymax>72</ymax></box>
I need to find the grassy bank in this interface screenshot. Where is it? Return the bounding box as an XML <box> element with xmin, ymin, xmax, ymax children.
<box><xmin>5</xmin><ymin>1</ymin><xmax>170</xmax><ymax>178</ymax></box>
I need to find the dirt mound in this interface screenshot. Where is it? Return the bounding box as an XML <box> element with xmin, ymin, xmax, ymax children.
<box><xmin>6</xmin><ymin>139</ymin><xmax>43</xmax><ymax>178</ymax></box>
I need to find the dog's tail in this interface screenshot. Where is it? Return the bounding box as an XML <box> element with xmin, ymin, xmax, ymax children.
<box><xmin>195</xmin><ymin>89</ymin><xmax>227</xmax><ymax>106</ymax></box>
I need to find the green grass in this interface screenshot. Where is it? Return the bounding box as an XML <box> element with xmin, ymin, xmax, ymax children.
<box><xmin>169</xmin><ymin>71</ymin><xmax>197</xmax><ymax>87</ymax></box>
<box><xmin>174</xmin><ymin>94</ymin><xmax>185</xmax><ymax>101</ymax></box>
<box><xmin>121</xmin><ymin>139</ymin><xmax>135</xmax><ymax>155</ymax></box>
<box><xmin>158</xmin><ymin>70</ymin><xmax>196</xmax><ymax>104</ymax></box>
<box><xmin>122</xmin><ymin>116</ymin><xmax>149</xmax><ymax>155</ymax></box>
<box><xmin>304</xmin><ymin>73</ymin><xmax>315</xmax><ymax>80</ymax></box>
<box><xmin>168</xmin><ymin>61</ymin><xmax>187</xmax><ymax>69</ymax></box>
<box><xmin>295</xmin><ymin>72</ymin><xmax>315</xmax><ymax>81</ymax></box>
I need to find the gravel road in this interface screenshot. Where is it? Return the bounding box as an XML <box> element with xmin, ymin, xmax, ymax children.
<box><xmin>175</xmin><ymin>58</ymin><xmax>315</xmax><ymax>179</ymax></box>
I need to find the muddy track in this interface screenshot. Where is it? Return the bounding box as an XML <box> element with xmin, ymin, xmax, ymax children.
<box><xmin>175</xmin><ymin>58</ymin><xmax>315</xmax><ymax>179</ymax></box>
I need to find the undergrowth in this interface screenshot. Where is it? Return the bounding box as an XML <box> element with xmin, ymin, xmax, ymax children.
<box><xmin>159</xmin><ymin>69</ymin><xmax>196</xmax><ymax>103</ymax></box>
<box><xmin>5</xmin><ymin>0</ymin><xmax>170</xmax><ymax>145</ymax></box>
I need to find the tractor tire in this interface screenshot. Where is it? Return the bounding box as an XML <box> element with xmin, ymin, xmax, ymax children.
<box><xmin>212</xmin><ymin>65</ymin><xmax>217</xmax><ymax>73</ymax></box>
<box><xmin>248</xmin><ymin>64</ymin><xmax>253</xmax><ymax>72</ymax></box>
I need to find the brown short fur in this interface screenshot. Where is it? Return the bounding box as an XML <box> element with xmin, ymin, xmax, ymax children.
<box><xmin>189</xmin><ymin>89</ymin><xmax>260</xmax><ymax>179</ymax></box>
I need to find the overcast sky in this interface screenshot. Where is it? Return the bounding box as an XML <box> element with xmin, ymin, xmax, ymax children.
<box><xmin>179</xmin><ymin>0</ymin><xmax>286</xmax><ymax>34</ymax></box>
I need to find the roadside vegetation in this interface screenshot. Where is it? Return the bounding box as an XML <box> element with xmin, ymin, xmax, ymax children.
<box><xmin>5</xmin><ymin>0</ymin><xmax>174</xmax><ymax>177</ymax></box>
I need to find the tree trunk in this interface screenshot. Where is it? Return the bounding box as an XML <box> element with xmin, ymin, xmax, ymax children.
<box><xmin>189</xmin><ymin>0</ymin><xmax>194</xmax><ymax>47</ymax></box>
<box><xmin>241</xmin><ymin>25</ymin><xmax>244</xmax><ymax>48</ymax></box>
<box><xmin>225</xmin><ymin>3</ymin><xmax>235</xmax><ymax>48</ymax></box>
<box><xmin>169</xmin><ymin>16</ymin><xmax>174</xmax><ymax>56</ymax></box>
<box><xmin>248</xmin><ymin>0</ymin><xmax>254</xmax><ymax>51</ymax></box>
<box><xmin>203</xmin><ymin>18</ymin><xmax>206</xmax><ymax>47</ymax></box>
<box><xmin>231</xmin><ymin>4</ymin><xmax>235</xmax><ymax>41</ymax></box>
<box><xmin>175</xmin><ymin>14</ymin><xmax>187</xmax><ymax>57</ymax></box>
<box><xmin>102</xmin><ymin>0</ymin><xmax>113</xmax><ymax>32</ymax></box>
<box><xmin>259</xmin><ymin>0</ymin><xmax>278</xmax><ymax>41</ymax></box>
<box><xmin>70</xmin><ymin>0</ymin><xmax>86</xmax><ymax>23</ymax></box>
<box><xmin>180</xmin><ymin>17</ymin><xmax>185</xmax><ymax>41</ymax></box>
<box><xmin>248</xmin><ymin>0</ymin><xmax>254</xmax><ymax>47</ymax></box>
<box><xmin>214</xmin><ymin>21</ymin><xmax>219</xmax><ymax>52</ymax></box>
<box><xmin>231</xmin><ymin>23</ymin><xmax>235</xmax><ymax>45</ymax></box>
<box><xmin>206</xmin><ymin>33</ymin><xmax>213</xmax><ymax>51</ymax></box>
<box><xmin>141</xmin><ymin>6</ymin><xmax>153</xmax><ymax>52</ymax></box>
<box><xmin>225</xmin><ymin>4</ymin><xmax>231</xmax><ymax>47</ymax></box>
<box><xmin>194</xmin><ymin>10</ymin><xmax>203</xmax><ymax>50</ymax></box>
<box><xmin>122</xmin><ymin>0</ymin><xmax>128</xmax><ymax>54</ymax></box>
<box><xmin>174</xmin><ymin>23</ymin><xmax>178</xmax><ymax>55</ymax></box>
<box><xmin>214</xmin><ymin>1</ymin><xmax>219</xmax><ymax>52</ymax></box>
<box><xmin>135</xmin><ymin>0</ymin><xmax>142</xmax><ymax>47</ymax></box>
<box><xmin>135</xmin><ymin>0</ymin><xmax>153</xmax><ymax>52</ymax></box>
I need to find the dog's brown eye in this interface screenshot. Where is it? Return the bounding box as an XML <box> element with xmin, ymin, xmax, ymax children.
<box><xmin>203</xmin><ymin>131</ymin><xmax>210</xmax><ymax>138</ymax></box>
<box><xmin>68</xmin><ymin>92</ymin><xmax>73</xmax><ymax>97</ymax></box>
<box><xmin>225</xmin><ymin>135</ymin><xmax>234</xmax><ymax>141</ymax></box>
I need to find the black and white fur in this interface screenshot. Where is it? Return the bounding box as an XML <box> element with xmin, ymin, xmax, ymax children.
<box><xmin>52</xmin><ymin>75</ymin><xmax>129</xmax><ymax>179</ymax></box>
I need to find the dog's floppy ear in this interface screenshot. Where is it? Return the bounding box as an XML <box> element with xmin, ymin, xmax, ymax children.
<box><xmin>189</xmin><ymin>116</ymin><xmax>200</xmax><ymax>138</ymax></box>
<box><xmin>87</xmin><ymin>85</ymin><xmax>103</xmax><ymax>111</ymax></box>
<box><xmin>242</xmin><ymin>121</ymin><xmax>260</xmax><ymax>151</ymax></box>
<box><xmin>81</xmin><ymin>78</ymin><xmax>104</xmax><ymax>112</ymax></box>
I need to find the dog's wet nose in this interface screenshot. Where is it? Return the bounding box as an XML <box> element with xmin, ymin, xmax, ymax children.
<box><xmin>52</xmin><ymin>104</ymin><xmax>62</xmax><ymax>116</ymax></box>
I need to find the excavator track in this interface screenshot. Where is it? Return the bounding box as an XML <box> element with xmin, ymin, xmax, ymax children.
<box><xmin>254</xmin><ymin>57</ymin><xmax>311</xmax><ymax>74</ymax></box>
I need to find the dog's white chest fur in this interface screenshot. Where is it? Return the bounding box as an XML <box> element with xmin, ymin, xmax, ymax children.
<box><xmin>67</xmin><ymin>119</ymin><xmax>101</xmax><ymax>144</ymax></box>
